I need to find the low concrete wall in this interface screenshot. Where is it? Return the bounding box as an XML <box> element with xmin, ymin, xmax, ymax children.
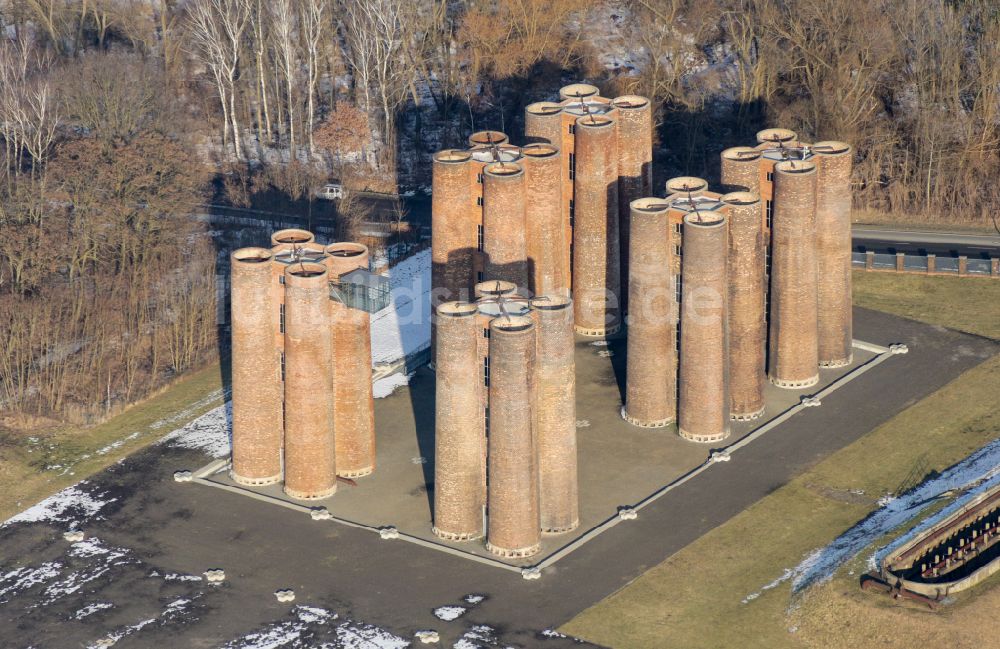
<box><xmin>854</xmin><ymin>251</ymin><xmax>999</xmax><ymax>279</ymax></box>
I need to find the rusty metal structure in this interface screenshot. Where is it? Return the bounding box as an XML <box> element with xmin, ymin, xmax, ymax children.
<box><xmin>623</xmin><ymin>197</ymin><xmax>676</xmax><ymax>427</ymax></box>
<box><xmin>876</xmin><ymin>482</ymin><xmax>1000</xmax><ymax>600</ymax></box>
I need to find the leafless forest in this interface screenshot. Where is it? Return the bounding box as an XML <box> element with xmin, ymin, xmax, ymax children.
<box><xmin>1</xmin><ymin>0</ymin><xmax>998</xmax><ymax>430</ymax></box>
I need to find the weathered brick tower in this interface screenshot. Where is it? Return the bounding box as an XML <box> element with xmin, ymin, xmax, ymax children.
<box><xmin>623</xmin><ymin>197</ymin><xmax>676</xmax><ymax>427</ymax></box>
<box><xmin>431</xmin><ymin>150</ymin><xmax>477</xmax><ymax>305</ymax></box>
<box><xmin>723</xmin><ymin>191</ymin><xmax>767</xmax><ymax>420</ymax></box>
<box><xmin>613</xmin><ymin>95</ymin><xmax>654</xmax><ymax>312</ymax></box>
<box><xmin>482</xmin><ymin>161</ymin><xmax>529</xmax><ymax>288</ymax></box>
<box><xmin>573</xmin><ymin>114</ymin><xmax>621</xmax><ymax>335</ymax></box>
<box><xmin>432</xmin><ymin>301</ymin><xmax>485</xmax><ymax>541</ymax></box>
<box><xmin>768</xmin><ymin>159</ymin><xmax>820</xmax><ymax>389</ymax></box>
<box><xmin>530</xmin><ymin>294</ymin><xmax>578</xmax><ymax>533</ymax></box>
<box><xmin>814</xmin><ymin>141</ymin><xmax>854</xmax><ymax>367</ymax></box>
<box><xmin>677</xmin><ymin>209</ymin><xmax>731</xmax><ymax>443</ymax></box>
<box><xmin>522</xmin><ymin>143</ymin><xmax>567</xmax><ymax>296</ymax></box>
<box><xmin>282</xmin><ymin>261</ymin><xmax>337</xmax><ymax>500</ymax></box>
<box><xmin>325</xmin><ymin>242</ymin><xmax>375</xmax><ymax>478</ymax></box>
<box><xmin>230</xmin><ymin>247</ymin><xmax>284</xmax><ymax>485</ymax></box>
<box><xmin>485</xmin><ymin>315</ymin><xmax>541</xmax><ymax>558</ymax></box>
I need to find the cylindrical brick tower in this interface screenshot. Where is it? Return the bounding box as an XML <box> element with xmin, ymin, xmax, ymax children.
<box><xmin>522</xmin><ymin>144</ymin><xmax>567</xmax><ymax>296</ymax></box>
<box><xmin>623</xmin><ymin>198</ymin><xmax>676</xmax><ymax>427</ymax></box>
<box><xmin>678</xmin><ymin>212</ymin><xmax>730</xmax><ymax>443</ymax></box>
<box><xmin>666</xmin><ymin>176</ymin><xmax>708</xmax><ymax>197</ymax></box>
<box><xmin>433</xmin><ymin>301</ymin><xmax>484</xmax><ymax>541</ymax></box>
<box><xmin>756</xmin><ymin>128</ymin><xmax>797</xmax><ymax>146</ymax></box>
<box><xmin>720</xmin><ymin>147</ymin><xmax>762</xmax><ymax>194</ymax></box>
<box><xmin>432</xmin><ymin>150</ymin><xmax>475</xmax><ymax>305</ymax></box>
<box><xmin>559</xmin><ymin>83</ymin><xmax>599</xmax><ymax>101</ymax></box>
<box><xmin>768</xmin><ymin>159</ymin><xmax>819</xmax><ymax>389</ymax></box>
<box><xmin>813</xmin><ymin>141</ymin><xmax>853</xmax><ymax>368</ymax></box>
<box><xmin>482</xmin><ymin>161</ymin><xmax>528</xmax><ymax>290</ymax></box>
<box><xmin>230</xmin><ymin>248</ymin><xmax>283</xmax><ymax>486</ymax></box>
<box><xmin>486</xmin><ymin>315</ymin><xmax>540</xmax><ymax>558</ymax></box>
<box><xmin>722</xmin><ymin>192</ymin><xmax>766</xmax><ymax>420</ymax></box>
<box><xmin>613</xmin><ymin>95</ymin><xmax>653</xmax><ymax>314</ymax></box>
<box><xmin>468</xmin><ymin>130</ymin><xmax>508</xmax><ymax>147</ymax></box>
<box><xmin>573</xmin><ymin>115</ymin><xmax>620</xmax><ymax>336</ymax></box>
<box><xmin>524</xmin><ymin>102</ymin><xmax>563</xmax><ymax>146</ymax></box>
<box><xmin>271</xmin><ymin>228</ymin><xmax>315</xmax><ymax>246</ymax></box>
<box><xmin>474</xmin><ymin>279</ymin><xmax>518</xmax><ymax>300</ymax></box>
<box><xmin>282</xmin><ymin>262</ymin><xmax>336</xmax><ymax>499</ymax></box>
<box><xmin>270</xmin><ymin>240</ymin><xmax>326</xmax><ymax>353</ymax></box>
<box><xmin>530</xmin><ymin>295</ymin><xmax>577</xmax><ymax>534</ymax></box>
<box><xmin>324</xmin><ymin>242</ymin><xmax>375</xmax><ymax>478</ymax></box>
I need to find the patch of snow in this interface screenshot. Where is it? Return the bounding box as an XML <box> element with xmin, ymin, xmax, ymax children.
<box><xmin>463</xmin><ymin>594</ymin><xmax>485</xmax><ymax>605</ymax></box>
<box><xmin>2</xmin><ymin>482</ymin><xmax>117</xmax><ymax>529</ymax></box>
<box><xmin>333</xmin><ymin>620</ymin><xmax>410</xmax><ymax>648</ymax></box>
<box><xmin>432</xmin><ymin>605</ymin><xmax>466</xmax><ymax>621</ymax></box>
<box><xmin>74</xmin><ymin>602</ymin><xmax>114</xmax><ymax>619</ymax></box>
<box><xmin>744</xmin><ymin>437</ymin><xmax>1000</xmax><ymax>599</ymax></box>
<box><xmin>295</xmin><ymin>605</ymin><xmax>332</xmax><ymax>624</ymax></box>
<box><xmin>453</xmin><ymin>625</ymin><xmax>497</xmax><ymax>649</ymax></box>
<box><xmin>0</xmin><ymin>563</ymin><xmax>63</xmax><ymax>603</ymax></box>
<box><xmin>370</xmin><ymin>249</ymin><xmax>431</xmax><ymax>366</ymax></box>
<box><xmin>150</xmin><ymin>388</ymin><xmax>227</xmax><ymax>431</ymax></box>
<box><xmin>95</xmin><ymin>432</ymin><xmax>142</xmax><ymax>456</ymax></box>
<box><xmin>373</xmin><ymin>372</ymin><xmax>413</xmax><ymax>399</ymax></box>
<box><xmin>158</xmin><ymin>402</ymin><xmax>232</xmax><ymax>458</ymax></box>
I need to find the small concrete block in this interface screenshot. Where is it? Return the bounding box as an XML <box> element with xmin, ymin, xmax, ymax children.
<box><xmin>710</xmin><ymin>451</ymin><xmax>731</xmax><ymax>463</ymax></box>
<box><xmin>575</xmin><ymin>420</ymin><xmax>590</xmax><ymax>428</ymax></box>
<box><xmin>310</xmin><ymin>507</ymin><xmax>332</xmax><ymax>521</ymax></box>
<box><xmin>204</xmin><ymin>569</ymin><xmax>226</xmax><ymax>583</ymax></box>
<box><xmin>597</xmin><ymin>349</ymin><xmax>614</xmax><ymax>357</ymax></box>
<box><xmin>275</xmin><ymin>589</ymin><xmax>295</xmax><ymax>602</ymax></box>
<box><xmin>415</xmin><ymin>630</ymin><xmax>440</xmax><ymax>643</ymax></box>
<box><xmin>800</xmin><ymin>396</ymin><xmax>821</xmax><ymax>407</ymax></box>
<box><xmin>889</xmin><ymin>343</ymin><xmax>909</xmax><ymax>355</ymax></box>
<box><xmin>618</xmin><ymin>507</ymin><xmax>638</xmax><ymax>521</ymax></box>
<box><xmin>93</xmin><ymin>638</ymin><xmax>116</xmax><ymax>648</ymax></box>
<box><xmin>63</xmin><ymin>530</ymin><xmax>85</xmax><ymax>542</ymax></box>
<box><xmin>379</xmin><ymin>526</ymin><xmax>399</xmax><ymax>540</ymax></box>
<box><xmin>521</xmin><ymin>567</ymin><xmax>541</xmax><ymax>580</ymax></box>
<box><xmin>173</xmin><ymin>470</ymin><xmax>194</xmax><ymax>483</ymax></box>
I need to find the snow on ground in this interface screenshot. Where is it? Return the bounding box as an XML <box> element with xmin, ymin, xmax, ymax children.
<box><xmin>73</xmin><ymin>601</ymin><xmax>114</xmax><ymax>619</ymax></box>
<box><xmin>432</xmin><ymin>605</ymin><xmax>466</xmax><ymax>621</ymax></box>
<box><xmin>220</xmin><ymin>605</ymin><xmax>410</xmax><ymax>649</ymax></box>
<box><xmin>453</xmin><ymin>624</ymin><xmax>498</xmax><ymax>649</ymax></box>
<box><xmin>157</xmin><ymin>402</ymin><xmax>232</xmax><ymax>459</ymax></box>
<box><xmin>373</xmin><ymin>372</ymin><xmax>413</xmax><ymax>399</ymax></box>
<box><xmin>742</xmin><ymin>437</ymin><xmax>1000</xmax><ymax>602</ymax></box>
<box><xmin>463</xmin><ymin>594</ymin><xmax>485</xmax><ymax>605</ymax></box>
<box><xmin>2</xmin><ymin>482</ymin><xmax>117</xmax><ymax>530</ymax></box>
<box><xmin>370</xmin><ymin>248</ymin><xmax>431</xmax><ymax>366</ymax></box>
<box><xmin>150</xmin><ymin>388</ymin><xmax>228</xmax><ymax>431</ymax></box>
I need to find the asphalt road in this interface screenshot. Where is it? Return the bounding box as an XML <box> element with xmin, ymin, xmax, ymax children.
<box><xmin>2</xmin><ymin>307</ymin><xmax>996</xmax><ymax>648</ymax></box>
<box><xmin>852</xmin><ymin>228</ymin><xmax>1000</xmax><ymax>258</ymax></box>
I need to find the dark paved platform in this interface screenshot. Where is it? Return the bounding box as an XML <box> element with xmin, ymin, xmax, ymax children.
<box><xmin>1</xmin><ymin>307</ymin><xmax>996</xmax><ymax>648</ymax></box>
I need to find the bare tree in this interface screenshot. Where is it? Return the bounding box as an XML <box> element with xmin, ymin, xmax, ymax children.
<box><xmin>186</xmin><ymin>0</ymin><xmax>251</xmax><ymax>160</ymax></box>
<box><xmin>339</xmin><ymin>0</ymin><xmax>413</xmax><ymax>176</ymax></box>
<box><xmin>269</xmin><ymin>0</ymin><xmax>297</xmax><ymax>156</ymax></box>
<box><xmin>301</xmin><ymin>0</ymin><xmax>327</xmax><ymax>156</ymax></box>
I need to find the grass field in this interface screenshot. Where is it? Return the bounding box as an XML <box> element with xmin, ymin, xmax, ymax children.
<box><xmin>0</xmin><ymin>361</ymin><xmax>227</xmax><ymax>522</ymax></box>
<box><xmin>564</xmin><ymin>272</ymin><xmax>1000</xmax><ymax>649</ymax></box>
